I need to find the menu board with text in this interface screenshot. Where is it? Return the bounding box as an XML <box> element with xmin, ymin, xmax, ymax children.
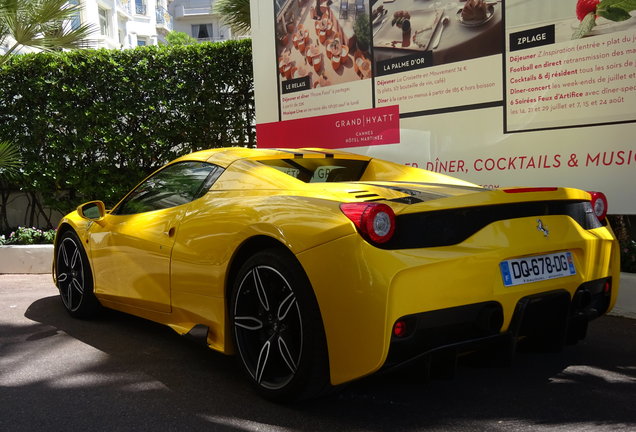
<box><xmin>251</xmin><ymin>0</ymin><xmax>636</xmax><ymax>213</ymax></box>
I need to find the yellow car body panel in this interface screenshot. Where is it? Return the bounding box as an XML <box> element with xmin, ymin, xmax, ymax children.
<box><xmin>89</xmin><ymin>206</ymin><xmax>188</xmax><ymax>313</ymax></box>
<box><xmin>53</xmin><ymin>147</ymin><xmax>620</xmax><ymax>390</ymax></box>
<box><xmin>298</xmin><ymin>216</ymin><xmax>618</xmax><ymax>384</ymax></box>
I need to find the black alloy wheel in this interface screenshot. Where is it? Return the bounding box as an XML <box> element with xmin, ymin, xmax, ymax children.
<box><xmin>56</xmin><ymin>230</ymin><xmax>100</xmax><ymax>318</ymax></box>
<box><xmin>231</xmin><ymin>249</ymin><xmax>329</xmax><ymax>401</ymax></box>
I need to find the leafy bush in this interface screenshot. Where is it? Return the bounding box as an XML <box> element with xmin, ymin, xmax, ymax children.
<box><xmin>164</xmin><ymin>31</ymin><xmax>198</xmax><ymax>45</ymax></box>
<box><xmin>0</xmin><ymin>40</ymin><xmax>255</xmax><ymax>220</ymax></box>
<box><xmin>0</xmin><ymin>226</ymin><xmax>56</xmax><ymax>245</ymax></box>
<box><xmin>609</xmin><ymin>215</ymin><xmax>636</xmax><ymax>273</ymax></box>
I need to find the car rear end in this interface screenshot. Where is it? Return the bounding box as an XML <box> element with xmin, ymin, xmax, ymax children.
<box><xmin>298</xmin><ymin>184</ymin><xmax>619</xmax><ymax>385</ymax></box>
<box><xmin>380</xmin><ymin>187</ymin><xmax>617</xmax><ymax>373</ymax></box>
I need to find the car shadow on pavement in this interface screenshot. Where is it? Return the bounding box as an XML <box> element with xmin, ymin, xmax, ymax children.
<box><xmin>10</xmin><ymin>294</ymin><xmax>636</xmax><ymax>431</ymax></box>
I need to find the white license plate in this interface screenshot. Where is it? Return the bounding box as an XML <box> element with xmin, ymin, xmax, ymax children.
<box><xmin>500</xmin><ymin>252</ymin><xmax>576</xmax><ymax>287</ymax></box>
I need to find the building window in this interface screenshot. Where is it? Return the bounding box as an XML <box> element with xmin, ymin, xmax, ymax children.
<box><xmin>69</xmin><ymin>0</ymin><xmax>80</xmax><ymax>30</ymax></box>
<box><xmin>135</xmin><ymin>0</ymin><xmax>147</xmax><ymax>15</ymax></box>
<box><xmin>192</xmin><ymin>24</ymin><xmax>213</xmax><ymax>40</ymax></box>
<box><xmin>98</xmin><ymin>8</ymin><xmax>110</xmax><ymax>37</ymax></box>
<box><xmin>137</xmin><ymin>38</ymin><xmax>147</xmax><ymax>46</ymax></box>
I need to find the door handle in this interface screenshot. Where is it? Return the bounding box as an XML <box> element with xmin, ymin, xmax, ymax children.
<box><xmin>166</xmin><ymin>227</ymin><xmax>176</xmax><ymax>237</ymax></box>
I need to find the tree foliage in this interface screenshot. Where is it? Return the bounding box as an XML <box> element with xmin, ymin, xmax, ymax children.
<box><xmin>214</xmin><ymin>0</ymin><xmax>251</xmax><ymax>35</ymax></box>
<box><xmin>165</xmin><ymin>31</ymin><xmax>197</xmax><ymax>46</ymax></box>
<box><xmin>0</xmin><ymin>40</ymin><xmax>255</xmax><ymax>224</ymax></box>
<box><xmin>0</xmin><ymin>140</ymin><xmax>20</xmax><ymax>178</ymax></box>
<box><xmin>0</xmin><ymin>0</ymin><xmax>95</xmax><ymax>65</ymax></box>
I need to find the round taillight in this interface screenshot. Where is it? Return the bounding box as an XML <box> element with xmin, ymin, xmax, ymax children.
<box><xmin>588</xmin><ymin>191</ymin><xmax>608</xmax><ymax>221</ymax></box>
<box><xmin>340</xmin><ymin>202</ymin><xmax>396</xmax><ymax>244</ymax></box>
<box><xmin>363</xmin><ymin>204</ymin><xmax>395</xmax><ymax>243</ymax></box>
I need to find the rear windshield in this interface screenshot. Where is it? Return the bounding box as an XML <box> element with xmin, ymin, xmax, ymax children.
<box><xmin>259</xmin><ymin>158</ymin><xmax>369</xmax><ymax>183</ymax></box>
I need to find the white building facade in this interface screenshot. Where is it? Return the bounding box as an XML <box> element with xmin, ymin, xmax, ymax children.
<box><xmin>1</xmin><ymin>0</ymin><xmax>239</xmax><ymax>56</ymax></box>
<box><xmin>81</xmin><ymin>0</ymin><xmax>237</xmax><ymax>47</ymax></box>
<box><xmin>81</xmin><ymin>0</ymin><xmax>174</xmax><ymax>48</ymax></box>
<box><xmin>169</xmin><ymin>0</ymin><xmax>234</xmax><ymax>43</ymax></box>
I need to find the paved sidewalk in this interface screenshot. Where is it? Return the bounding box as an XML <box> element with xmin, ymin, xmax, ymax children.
<box><xmin>1</xmin><ymin>274</ymin><xmax>635</xmax><ymax>432</ymax></box>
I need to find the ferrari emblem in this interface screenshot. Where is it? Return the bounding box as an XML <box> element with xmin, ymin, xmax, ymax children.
<box><xmin>537</xmin><ymin>219</ymin><xmax>549</xmax><ymax>237</ymax></box>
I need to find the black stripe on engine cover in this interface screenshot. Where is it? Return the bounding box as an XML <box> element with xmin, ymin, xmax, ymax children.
<box><xmin>381</xmin><ymin>200</ymin><xmax>601</xmax><ymax>250</ymax></box>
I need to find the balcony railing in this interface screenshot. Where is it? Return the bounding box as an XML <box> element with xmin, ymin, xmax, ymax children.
<box><xmin>173</xmin><ymin>1</ymin><xmax>213</xmax><ymax>17</ymax></box>
<box><xmin>155</xmin><ymin>6</ymin><xmax>173</xmax><ymax>30</ymax></box>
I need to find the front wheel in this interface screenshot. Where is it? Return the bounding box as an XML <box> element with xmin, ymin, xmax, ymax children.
<box><xmin>230</xmin><ymin>248</ymin><xmax>330</xmax><ymax>401</ymax></box>
<box><xmin>55</xmin><ymin>230</ymin><xmax>100</xmax><ymax>319</ymax></box>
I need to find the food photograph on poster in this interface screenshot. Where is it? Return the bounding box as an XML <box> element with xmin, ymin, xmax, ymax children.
<box><xmin>372</xmin><ymin>0</ymin><xmax>503</xmax><ymax>71</ymax></box>
<box><xmin>507</xmin><ymin>0</ymin><xmax>636</xmax><ymax>48</ymax></box>
<box><xmin>275</xmin><ymin>0</ymin><xmax>373</xmax><ymax>93</ymax></box>
<box><xmin>569</xmin><ymin>0</ymin><xmax>635</xmax><ymax>40</ymax></box>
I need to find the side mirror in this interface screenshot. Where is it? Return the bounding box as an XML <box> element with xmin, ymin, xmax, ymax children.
<box><xmin>77</xmin><ymin>201</ymin><xmax>106</xmax><ymax>221</ymax></box>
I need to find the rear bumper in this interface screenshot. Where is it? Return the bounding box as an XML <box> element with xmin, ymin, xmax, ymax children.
<box><xmin>384</xmin><ymin>277</ymin><xmax>612</xmax><ymax>373</ymax></box>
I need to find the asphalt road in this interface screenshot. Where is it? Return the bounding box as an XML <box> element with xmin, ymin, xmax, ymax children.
<box><xmin>1</xmin><ymin>274</ymin><xmax>635</xmax><ymax>432</ymax></box>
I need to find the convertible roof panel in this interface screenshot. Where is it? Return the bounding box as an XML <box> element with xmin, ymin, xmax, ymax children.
<box><xmin>172</xmin><ymin>147</ymin><xmax>371</xmax><ymax>167</ymax></box>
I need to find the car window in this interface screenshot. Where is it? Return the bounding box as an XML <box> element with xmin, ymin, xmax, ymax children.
<box><xmin>259</xmin><ymin>158</ymin><xmax>369</xmax><ymax>183</ymax></box>
<box><xmin>113</xmin><ymin>162</ymin><xmax>223</xmax><ymax>215</ymax></box>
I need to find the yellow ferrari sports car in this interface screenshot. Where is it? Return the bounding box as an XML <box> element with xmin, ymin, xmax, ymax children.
<box><xmin>53</xmin><ymin>147</ymin><xmax>619</xmax><ymax>400</ymax></box>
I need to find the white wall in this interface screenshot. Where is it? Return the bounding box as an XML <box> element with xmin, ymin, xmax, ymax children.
<box><xmin>4</xmin><ymin>192</ymin><xmax>63</xmax><ymax>230</ymax></box>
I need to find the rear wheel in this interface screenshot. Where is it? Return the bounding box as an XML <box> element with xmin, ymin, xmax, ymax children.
<box><xmin>55</xmin><ymin>230</ymin><xmax>100</xmax><ymax>319</ymax></box>
<box><xmin>230</xmin><ymin>248</ymin><xmax>330</xmax><ymax>401</ymax></box>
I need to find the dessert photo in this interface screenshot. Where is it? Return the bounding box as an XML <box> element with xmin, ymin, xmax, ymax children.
<box><xmin>569</xmin><ymin>0</ymin><xmax>635</xmax><ymax>40</ymax></box>
<box><xmin>373</xmin><ymin>0</ymin><xmax>503</xmax><ymax>70</ymax></box>
<box><xmin>505</xmin><ymin>0</ymin><xmax>636</xmax><ymax>45</ymax></box>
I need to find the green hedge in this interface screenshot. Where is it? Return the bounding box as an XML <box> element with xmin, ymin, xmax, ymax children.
<box><xmin>0</xmin><ymin>40</ymin><xmax>254</xmax><ymax>223</ymax></box>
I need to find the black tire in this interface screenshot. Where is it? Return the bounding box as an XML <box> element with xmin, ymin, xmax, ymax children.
<box><xmin>55</xmin><ymin>230</ymin><xmax>100</xmax><ymax>319</ymax></box>
<box><xmin>230</xmin><ymin>248</ymin><xmax>330</xmax><ymax>401</ymax></box>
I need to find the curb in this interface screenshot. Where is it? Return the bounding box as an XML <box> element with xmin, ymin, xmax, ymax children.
<box><xmin>0</xmin><ymin>244</ymin><xmax>53</xmax><ymax>274</ymax></box>
<box><xmin>609</xmin><ymin>272</ymin><xmax>636</xmax><ymax>319</ymax></box>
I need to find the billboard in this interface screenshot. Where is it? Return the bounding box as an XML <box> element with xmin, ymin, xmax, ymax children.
<box><xmin>250</xmin><ymin>0</ymin><xmax>636</xmax><ymax>213</ymax></box>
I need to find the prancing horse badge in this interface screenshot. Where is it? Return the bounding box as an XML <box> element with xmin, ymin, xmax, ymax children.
<box><xmin>537</xmin><ymin>219</ymin><xmax>549</xmax><ymax>237</ymax></box>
